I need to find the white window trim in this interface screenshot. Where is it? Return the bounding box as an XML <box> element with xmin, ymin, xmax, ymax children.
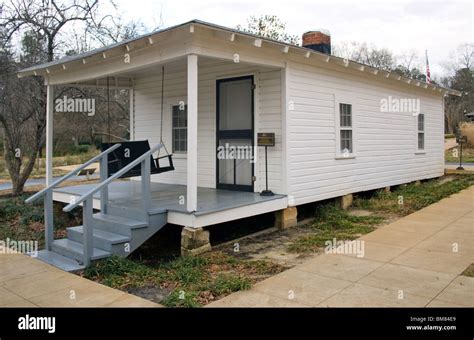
<box><xmin>173</xmin><ymin>153</ymin><xmax>188</xmax><ymax>159</ymax></box>
<box><xmin>172</xmin><ymin>104</ymin><xmax>188</xmax><ymax>155</ymax></box>
<box><xmin>416</xmin><ymin>113</ymin><xmax>426</xmax><ymax>154</ymax></box>
<box><xmin>335</xmin><ymin>93</ymin><xmax>357</xmax><ymax>159</ymax></box>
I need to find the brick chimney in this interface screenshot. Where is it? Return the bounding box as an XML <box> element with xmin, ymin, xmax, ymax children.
<box><xmin>302</xmin><ymin>30</ymin><xmax>331</xmax><ymax>54</ymax></box>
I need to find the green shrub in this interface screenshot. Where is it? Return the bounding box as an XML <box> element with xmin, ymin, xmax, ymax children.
<box><xmin>19</xmin><ymin>210</ymin><xmax>44</xmax><ymax>226</ymax></box>
<box><xmin>0</xmin><ymin>196</ymin><xmax>30</xmax><ymax>220</ymax></box>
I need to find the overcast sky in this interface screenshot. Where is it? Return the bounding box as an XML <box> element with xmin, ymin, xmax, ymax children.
<box><xmin>114</xmin><ymin>0</ymin><xmax>472</xmax><ymax>78</ymax></box>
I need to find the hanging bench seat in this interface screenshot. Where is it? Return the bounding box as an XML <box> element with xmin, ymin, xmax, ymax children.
<box><xmin>101</xmin><ymin>140</ymin><xmax>174</xmax><ymax>178</ymax></box>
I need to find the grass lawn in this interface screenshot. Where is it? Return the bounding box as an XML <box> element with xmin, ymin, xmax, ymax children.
<box><xmin>445</xmin><ymin>146</ymin><xmax>474</xmax><ymax>163</ymax></box>
<box><xmin>82</xmin><ymin>252</ymin><xmax>284</xmax><ymax>307</ymax></box>
<box><xmin>352</xmin><ymin>174</ymin><xmax>474</xmax><ymax>215</ymax></box>
<box><xmin>0</xmin><ymin>150</ymin><xmax>99</xmax><ymax>180</ymax></box>
<box><xmin>0</xmin><ymin>169</ymin><xmax>68</xmax><ymax>181</ymax></box>
<box><xmin>287</xmin><ymin>205</ymin><xmax>384</xmax><ymax>253</ymax></box>
<box><xmin>287</xmin><ymin>174</ymin><xmax>474</xmax><ymax>253</ymax></box>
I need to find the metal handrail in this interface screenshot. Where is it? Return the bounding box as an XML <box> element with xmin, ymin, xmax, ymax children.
<box><xmin>25</xmin><ymin>143</ymin><xmax>122</xmax><ymax>204</ymax></box>
<box><xmin>63</xmin><ymin>143</ymin><xmax>163</xmax><ymax>212</ymax></box>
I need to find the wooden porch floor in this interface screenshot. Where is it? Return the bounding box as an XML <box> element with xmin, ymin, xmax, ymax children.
<box><xmin>53</xmin><ymin>180</ymin><xmax>287</xmax><ymax>216</ymax></box>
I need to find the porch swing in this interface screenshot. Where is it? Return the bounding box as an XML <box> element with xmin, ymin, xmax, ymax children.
<box><xmin>101</xmin><ymin>66</ymin><xmax>175</xmax><ymax>178</ymax></box>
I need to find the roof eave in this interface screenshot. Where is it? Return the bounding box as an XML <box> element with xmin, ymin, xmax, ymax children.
<box><xmin>16</xmin><ymin>19</ymin><xmax>462</xmax><ymax>97</ymax></box>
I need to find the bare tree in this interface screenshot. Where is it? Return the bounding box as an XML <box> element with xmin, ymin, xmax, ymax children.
<box><xmin>443</xmin><ymin>45</ymin><xmax>474</xmax><ymax>133</ymax></box>
<box><xmin>332</xmin><ymin>41</ymin><xmax>395</xmax><ymax>71</ymax></box>
<box><xmin>0</xmin><ymin>41</ymin><xmax>44</xmax><ymax>194</ymax></box>
<box><xmin>58</xmin><ymin>18</ymin><xmax>147</xmax><ymax>146</ymax></box>
<box><xmin>2</xmin><ymin>0</ymin><xmax>101</xmax><ymax>61</ymax></box>
<box><xmin>397</xmin><ymin>50</ymin><xmax>418</xmax><ymax>71</ymax></box>
<box><xmin>448</xmin><ymin>43</ymin><xmax>474</xmax><ymax>71</ymax></box>
<box><xmin>391</xmin><ymin>51</ymin><xmax>429</xmax><ymax>81</ymax></box>
<box><xmin>53</xmin><ymin>85</ymin><xmax>131</xmax><ymax>151</ymax></box>
<box><xmin>237</xmin><ymin>15</ymin><xmax>299</xmax><ymax>45</ymax></box>
<box><xmin>0</xmin><ymin>0</ymin><xmax>102</xmax><ymax>195</ymax></box>
<box><xmin>89</xmin><ymin>16</ymin><xmax>148</xmax><ymax>45</ymax></box>
<box><xmin>439</xmin><ymin>43</ymin><xmax>474</xmax><ymax>133</ymax></box>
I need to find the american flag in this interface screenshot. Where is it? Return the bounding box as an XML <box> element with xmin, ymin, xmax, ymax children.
<box><xmin>425</xmin><ymin>50</ymin><xmax>431</xmax><ymax>84</ymax></box>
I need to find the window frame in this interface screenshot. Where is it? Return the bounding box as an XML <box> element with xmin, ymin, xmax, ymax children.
<box><xmin>172</xmin><ymin>104</ymin><xmax>188</xmax><ymax>154</ymax></box>
<box><xmin>335</xmin><ymin>94</ymin><xmax>356</xmax><ymax>159</ymax></box>
<box><xmin>416</xmin><ymin>113</ymin><xmax>425</xmax><ymax>152</ymax></box>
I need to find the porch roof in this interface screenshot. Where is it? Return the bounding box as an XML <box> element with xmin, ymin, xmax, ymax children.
<box><xmin>16</xmin><ymin>19</ymin><xmax>297</xmax><ymax>79</ymax></box>
<box><xmin>17</xmin><ymin>19</ymin><xmax>460</xmax><ymax>96</ymax></box>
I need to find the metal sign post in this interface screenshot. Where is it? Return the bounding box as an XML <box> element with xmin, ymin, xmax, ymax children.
<box><xmin>257</xmin><ymin>133</ymin><xmax>275</xmax><ymax>196</ymax></box>
<box><xmin>456</xmin><ymin>136</ymin><xmax>467</xmax><ymax>170</ymax></box>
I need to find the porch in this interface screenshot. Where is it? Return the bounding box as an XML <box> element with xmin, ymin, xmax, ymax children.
<box><xmin>53</xmin><ymin>181</ymin><xmax>288</xmax><ymax>228</ymax></box>
<box><xmin>21</xmin><ymin>20</ymin><xmax>291</xmax><ymax>269</ymax></box>
<box><xmin>37</xmin><ymin>22</ymin><xmax>287</xmax><ymax>212</ymax></box>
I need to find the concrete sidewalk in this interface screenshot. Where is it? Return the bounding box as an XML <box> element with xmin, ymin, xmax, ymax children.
<box><xmin>209</xmin><ymin>186</ymin><xmax>474</xmax><ymax>307</ymax></box>
<box><xmin>0</xmin><ymin>253</ymin><xmax>159</xmax><ymax>307</ymax></box>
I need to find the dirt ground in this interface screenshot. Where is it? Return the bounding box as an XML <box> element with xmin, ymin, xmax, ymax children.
<box><xmin>215</xmin><ymin>224</ymin><xmax>315</xmax><ymax>267</ymax></box>
<box><xmin>213</xmin><ymin>209</ymin><xmax>399</xmax><ymax>268</ymax></box>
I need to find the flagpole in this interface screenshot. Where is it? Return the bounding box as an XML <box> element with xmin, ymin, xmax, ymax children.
<box><xmin>425</xmin><ymin>50</ymin><xmax>431</xmax><ymax>84</ymax></box>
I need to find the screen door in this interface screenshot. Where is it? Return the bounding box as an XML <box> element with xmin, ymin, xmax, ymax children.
<box><xmin>216</xmin><ymin>76</ymin><xmax>254</xmax><ymax>191</ymax></box>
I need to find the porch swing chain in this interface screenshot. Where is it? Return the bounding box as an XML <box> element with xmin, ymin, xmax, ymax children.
<box><xmin>158</xmin><ymin>65</ymin><xmax>171</xmax><ymax>157</ymax></box>
<box><xmin>157</xmin><ymin>65</ymin><xmax>245</xmax><ymax>183</ymax></box>
<box><xmin>159</xmin><ymin>64</ymin><xmax>241</xmax><ymax>182</ymax></box>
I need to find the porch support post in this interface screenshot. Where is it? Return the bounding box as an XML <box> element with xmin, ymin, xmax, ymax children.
<box><xmin>187</xmin><ymin>54</ymin><xmax>198</xmax><ymax>212</ymax></box>
<box><xmin>43</xmin><ymin>84</ymin><xmax>55</xmax><ymax>251</ymax></box>
<box><xmin>46</xmin><ymin>84</ymin><xmax>54</xmax><ymax>186</ymax></box>
<box><xmin>141</xmin><ymin>158</ymin><xmax>151</xmax><ymax>221</ymax></box>
<box><xmin>100</xmin><ymin>156</ymin><xmax>108</xmax><ymax>213</ymax></box>
<box><xmin>82</xmin><ymin>198</ymin><xmax>93</xmax><ymax>267</ymax></box>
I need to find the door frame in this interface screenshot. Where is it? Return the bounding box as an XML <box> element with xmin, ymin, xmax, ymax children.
<box><xmin>215</xmin><ymin>75</ymin><xmax>255</xmax><ymax>192</ymax></box>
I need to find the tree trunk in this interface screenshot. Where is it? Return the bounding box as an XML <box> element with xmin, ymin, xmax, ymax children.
<box><xmin>4</xmin><ymin>128</ymin><xmax>43</xmax><ymax>196</ymax></box>
<box><xmin>11</xmin><ymin>175</ymin><xmax>28</xmax><ymax>196</ymax></box>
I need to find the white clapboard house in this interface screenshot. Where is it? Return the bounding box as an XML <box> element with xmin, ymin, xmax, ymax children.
<box><xmin>19</xmin><ymin>20</ymin><xmax>460</xmax><ymax>270</ymax></box>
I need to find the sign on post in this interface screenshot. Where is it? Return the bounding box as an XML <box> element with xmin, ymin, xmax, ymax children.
<box><xmin>257</xmin><ymin>133</ymin><xmax>275</xmax><ymax>147</ymax></box>
<box><xmin>257</xmin><ymin>133</ymin><xmax>275</xmax><ymax>196</ymax></box>
<box><xmin>456</xmin><ymin>135</ymin><xmax>467</xmax><ymax>170</ymax></box>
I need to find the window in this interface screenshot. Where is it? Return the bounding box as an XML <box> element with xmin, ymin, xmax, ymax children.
<box><xmin>339</xmin><ymin>103</ymin><xmax>353</xmax><ymax>154</ymax></box>
<box><xmin>417</xmin><ymin>114</ymin><xmax>424</xmax><ymax>150</ymax></box>
<box><xmin>172</xmin><ymin>105</ymin><xmax>187</xmax><ymax>153</ymax></box>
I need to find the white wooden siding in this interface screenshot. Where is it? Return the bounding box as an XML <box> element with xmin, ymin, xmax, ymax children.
<box><xmin>256</xmin><ymin>69</ymin><xmax>283</xmax><ymax>193</ymax></box>
<box><xmin>132</xmin><ymin>59</ymin><xmax>283</xmax><ymax>193</ymax></box>
<box><xmin>287</xmin><ymin>61</ymin><xmax>444</xmax><ymax>206</ymax></box>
